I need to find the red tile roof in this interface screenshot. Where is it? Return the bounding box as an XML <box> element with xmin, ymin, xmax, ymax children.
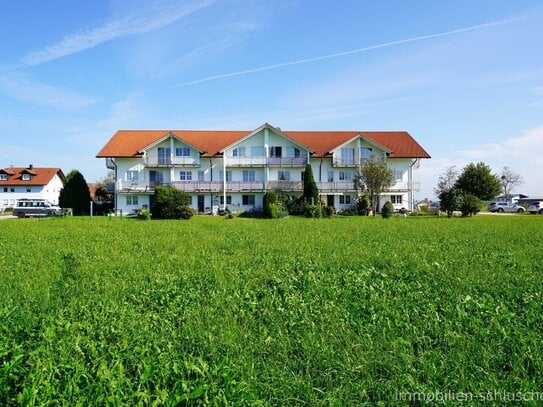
<box><xmin>97</xmin><ymin>125</ymin><xmax>430</xmax><ymax>159</ymax></box>
<box><xmin>0</xmin><ymin>167</ymin><xmax>65</xmax><ymax>186</ymax></box>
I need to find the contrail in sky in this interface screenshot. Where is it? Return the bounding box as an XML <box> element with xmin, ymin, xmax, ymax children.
<box><xmin>167</xmin><ymin>15</ymin><xmax>529</xmax><ymax>88</ymax></box>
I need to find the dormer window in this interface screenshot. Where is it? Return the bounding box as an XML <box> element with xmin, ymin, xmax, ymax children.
<box><xmin>22</xmin><ymin>174</ymin><xmax>31</xmax><ymax>181</ymax></box>
<box><xmin>0</xmin><ymin>174</ymin><xmax>7</xmax><ymax>181</ymax></box>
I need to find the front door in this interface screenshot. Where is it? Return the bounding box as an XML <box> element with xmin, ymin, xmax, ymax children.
<box><xmin>327</xmin><ymin>195</ymin><xmax>335</xmax><ymax>207</ymax></box>
<box><xmin>197</xmin><ymin>195</ymin><xmax>205</xmax><ymax>213</ymax></box>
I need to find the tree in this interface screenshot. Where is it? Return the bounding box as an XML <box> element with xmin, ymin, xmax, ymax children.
<box><xmin>500</xmin><ymin>167</ymin><xmax>524</xmax><ymax>202</ymax></box>
<box><xmin>59</xmin><ymin>170</ymin><xmax>91</xmax><ymax>215</ymax></box>
<box><xmin>459</xmin><ymin>193</ymin><xmax>481</xmax><ymax>217</ymax></box>
<box><xmin>438</xmin><ymin>188</ymin><xmax>461</xmax><ymax>218</ymax></box>
<box><xmin>303</xmin><ymin>164</ymin><xmax>319</xmax><ymax>204</ymax></box>
<box><xmin>434</xmin><ymin>166</ymin><xmax>458</xmax><ymax>196</ymax></box>
<box><xmin>151</xmin><ymin>185</ymin><xmax>191</xmax><ymax>219</ymax></box>
<box><xmin>381</xmin><ymin>201</ymin><xmax>394</xmax><ymax>218</ymax></box>
<box><xmin>355</xmin><ymin>158</ymin><xmax>393</xmax><ymax>214</ymax></box>
<box><xmin>454</xmin><ymin>162</ymin><xmax>501</xmax><ymax>201</ymax></box>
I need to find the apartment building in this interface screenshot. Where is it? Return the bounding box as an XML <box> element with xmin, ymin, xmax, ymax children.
<box><xmin>96</xmin><ymin>123</ymin><xmax>430</xmax><ymax>214</ymax></box>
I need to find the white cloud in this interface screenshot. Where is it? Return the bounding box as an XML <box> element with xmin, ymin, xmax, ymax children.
<box><xmin>0</xmin><ymin>73</ymin><xmax>99</xmax><ymax>110</ymax></box>
<box><xmin>21</xmin><ymin>0</ymin><xmax>215</xmax><ymax>66</ymax></box>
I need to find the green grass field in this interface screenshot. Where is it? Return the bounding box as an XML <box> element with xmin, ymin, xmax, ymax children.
<box><xmin>1</xmin><ymin>215</ymin><xmax>542</xmax><ymax>405</ymax></box>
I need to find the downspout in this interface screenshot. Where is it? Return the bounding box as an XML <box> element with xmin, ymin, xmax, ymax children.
<box><xmin>209</xmin><ymin>157</ymin><xmax>213</xmax><ymax>213</ymax></box>
<box><xmin>111</xmin><ymin>158</ymin><xmax>118</xmax><ymax>214</ymax></box>
<box><xmin>409</xmin><ymin>158</ymin><xmax>419</xmax><ymax>211</ymax></box>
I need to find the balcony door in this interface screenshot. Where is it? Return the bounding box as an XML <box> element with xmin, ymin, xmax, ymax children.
<box><xmin>158</xmin><ymin>147</ymin><xmax>171</xmax><ymax>165</ymax></box>
<box><xmin>150</xmin><ymin>171</ymin><xmax>164</xmax><ymax>187</ymax></box>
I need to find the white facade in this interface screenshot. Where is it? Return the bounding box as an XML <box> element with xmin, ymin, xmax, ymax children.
<box><xmin>106</xmin><ymin>126</ymin><xmax>422</xmax><ymax>214</ymax></box>
<box><xmin>0</xmin><ymin>170</ymin><xmax>64</xmax><ymax>210</ymax></box>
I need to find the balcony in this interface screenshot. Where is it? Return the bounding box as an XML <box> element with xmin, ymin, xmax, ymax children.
<box><xmin>332</xmin><ymin>157</ymin><xmax>372</xmax><ymax>167</ymax></box>
<box><xmin>317</xmin><ymin>182</ymin><xmax>356</xmax><ymax>192</ymax></box>
<box><xmin>225</xmin><ymin>156</ymin><xmax>267</xmax><ymax>166</ymax></box>
<box><xmin>268</xmin><ymin>181</ymin><xmax>303</xmax><ymax>191</ymax></box>
<box><xmin>224</xmin><ymin>156</ymin><xmax>308</xmax><ymax>167</ymax></box>
<box><xmin>145</xmin><ymin>155</ymin><xmax>200</xmax><ymax>167</ymax></box>
<box><xmin>268</xmin><ymin>156</ymin><xmax>308</xmax><ymax>166</ymax></box>
<box><xmin>388</xmin><ymin>181</ymin><xmax>420</xmax><ymax>192</ymax></box>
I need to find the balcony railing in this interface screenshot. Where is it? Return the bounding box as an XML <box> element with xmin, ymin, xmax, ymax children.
<box><xmin>317</xmin><ymin>182</ymin><xmax>357</xmax><ymax>192</ymax></box>
<box><xmin>268</xmin><ymin>157</ymin><xmax>308</xmax><ymax>166</ymax></box>
<box><xmin>332</xmin><ymin>157</ymin><xmax>372</xmax><ymax>167</ymax></box>
<box><xmin>117</xmin><ymin>180</ymin><xmax>420</xmax><ymax>193</ymax></box>
<box><xmin>268</xmin><ymin>181</ymin><xmax>303</xmax><ymax>191</ymax></box>
<box><xmin>224</xmin><ymin>156</ymin><xmax>267</xmax><ymax>166</ymax></box>
<box><xmin>224</xmin><ymin>156</ymin><xmax>308</xmax><ymax>166</ymax></box>
<box><xmin>145</xmin><ymin>155</ymin><xmax>200</xmax><ymax>167</ymax></box>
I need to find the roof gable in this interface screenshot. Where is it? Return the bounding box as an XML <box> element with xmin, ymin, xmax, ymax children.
<box><xmin>0</xmin><ymin>167</ymin><xmax>65</xmax><ymax>186</ymax></box>
<box><xmin>97</xmin><ymin>125</ymin><xmax>431</xmax><ymax>159</ymax></box>
<box><xmin>220</xmin><ymin>123</ymin><xmax>312</xmax><ymax>153</ymax></box>
<box><xmin>137</xmin><ymin>132</ymin><xmax>204</xmax><ymax>154</ymax></box>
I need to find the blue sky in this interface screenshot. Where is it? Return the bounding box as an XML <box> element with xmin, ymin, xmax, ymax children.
<box><xmin>1</xmin><ymin>0</ymin><xmax>542</xmax><ymax>199</ymax></box>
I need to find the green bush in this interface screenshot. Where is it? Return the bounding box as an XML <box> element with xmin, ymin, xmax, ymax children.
<box><xmin>286</xmin><ymin>197</ymin><xmax>305</xmax><ymax>216</ymax></box>
<box><xmin>459</xmin><ymin>193</ymin><xmax>481</xmax><ymax>217</ymax></box>
<box><xmin>263</xmin><ymin>192</ymin><xmax>277</xmax><ymax>218</ymax></box>
<box><xmin>176</xmin><ymin>205</ymin><xmax>194</xmax><ymax>220</ymax></box>
<box><xmin>322</xmin><ymin>206</ymin><xmax>336</xmax><ymax>218</ymax></box>
<box><xmin>304</xmin><ymin>204</ymin><xmax>322</xmax><ymax>218</ymax></box>
<box><xmin>381</xmin><ymin>201</ymin><xmax>394</xmax><ymax>218</ymax></box>
<box><xmin>138</xmin><ymin>208</ymin><xmax>151</xmax><ymax>220</ymax></box>
<box><xmin>355</xmin><ymin>194</ymin><xmax>371</xmax><ymax>216</ymax></box>
<box><xmin>268</xmin><ymin>203</ymin><xmax>282</xmax><ymax>219</ymax></box>
<box><xmin>152</xmin><ymin>186</ymin><xmax>191</xmax><ymax>219</ymax></box>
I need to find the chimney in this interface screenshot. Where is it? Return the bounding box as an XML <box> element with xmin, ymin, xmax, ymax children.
<box><xmin>28</xmin><ymin>164</ymin><xmax>33</xmax><ymax>170</ymax></box>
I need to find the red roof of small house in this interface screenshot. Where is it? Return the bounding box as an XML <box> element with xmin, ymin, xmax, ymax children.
<box><xmin>0</xmin><ymin>167</ymin><xmax>65</xmax><ymax>186</ymax></box>
<box><xmin>96</xmin><ymin>125</ymin><xmax>430</xmax><ymax>159</ymax></box>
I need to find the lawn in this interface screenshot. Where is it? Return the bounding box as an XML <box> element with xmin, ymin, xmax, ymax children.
<box><xmin>1</xmin><ymin>215</ymin><xmax>542</xmax><ymax>405</ymax></box>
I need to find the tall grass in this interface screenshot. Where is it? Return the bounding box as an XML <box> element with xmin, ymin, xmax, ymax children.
<box><xmin>1</xmin><ymin>216</ymin><xmax>542</xmax><ymax>404</ymax></box>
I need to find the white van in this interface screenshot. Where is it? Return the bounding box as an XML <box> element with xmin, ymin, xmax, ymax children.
<box><xmin>13</xmin><ymin>199</ymin><xmax>64</xmax><ymax>218</ymax></box>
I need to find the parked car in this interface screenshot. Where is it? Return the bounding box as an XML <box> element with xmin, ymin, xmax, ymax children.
<box><xmin>488</xmin><ymin>202</ymin><xmax>525</xmax><ymax>213</ymax></box>
<box><xmin>13</xmin><ymin>199</ymin><xmax>64</xmax><ymax>218</ymax></box>
<box><xmin>527</xmin><ymin>201</ymin><xmax>543</xmax><ymax>214</ymax></box>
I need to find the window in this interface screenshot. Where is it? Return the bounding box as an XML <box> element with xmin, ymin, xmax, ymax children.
<box><xmin>360</xmin><ymin>147</ymin><xmax>373</xmax><ymax>161</ymax></box>
<box><xmin>251</xmin><ymin>146</ymin><xmax>265</xmax><ymax>157</ymax></box>
<box><xmin>198</xmin><ymin>171</ymin><xmax>205</xmax><ymax>181</ymax></box>
<box><xmin>232</xmin><ymin>147</ymin><xmax>246</xmax><ymax>157</ymax></box>
<box><xmin>0</xmin><ymin>174</ymin><xmax>7</xmax><ymax>180</ymax></box>
<box><xmin>126</xmin><ymin>170</ymin><xmax>139</xmax><ymax>182</ymax></box>
<box><xmin>22</xmin><ymin>173</ymin><xmax>31</xmax><ymax>181</ymax></box>
<box><xmin>327</xmin><ymin>171</ymin><xmax>334</xmax><ymax>182</ymax></box>
<box><xmin>179</xmin><ymin>171</ymin><xmax>192</xmax><ymax>181</ymax></box>
<box><xmin>269</xmin><ymin>146</ymin><xmax>282</xmax><ymax>157</ymax></box>
<box><xmin>339</xmin><ymin>171</ymin><xmax>352</xmax><ymax>181</ymax></box>
<box><xmin>341</xmin><ymin>148</ymin><xmax>355</xmax><ymax>165</ymax></box>
<box><xmin>391</xmin><ymin>195</ymin><xmax>403</xmax><ymax>204</ymax></box>
<box><xmin>176</xmin><ymin>147</ymin><xmax>190</xmax><ymax>157</ymax></box>
<box><xmin>219</xmin><ymin>195</ymin><xmax>232</xmax><ymax>205</ymax></box>
<box><xmin>243</xmin><ymin>170</ymin><xmax>255</xmax><ymax>182</ymax></box>
<box><xmin>3</xmin><ymin>187</ymin><xmax>7</xmax><ymax>192</ymax></box>
<box><xmin>26</xmin><ymin>188</ymin><xmax>31</xmax><ymax>193</ymax></box>
<box><xmin>126</xmin><ymin>195</ymin><xmax>139</xmax><ymax>205</ymax></box>
<box><xmin>286</xmin><ymin>147</ymin><xmax>300</xmax><ymax>157</ymax></box>
<box><xmin>339</xmin><ymin>195</ymin><xmax>352</xmax><ymax>205</ymax></box>
<box><xmin>301</xmin><ymin>171</ymin><xmax>305</xmax><ymax>181</ymax></box>
<box><xmin>219</xmin><ymin>170</ymin><xmax>232</xmax><ymax>182</ymax></box>
<box><xmin>242</xmin><ymin>195</ymin><xmax>255</xmax><ymax>206</ymax></box>
<box><xmin>10</xmin><ymin>188</ymin><xmax>14</xmax><ymax>193</ymax></box>
<box><xmin>278</xmin><ymin>171</ymin><xmax>290</xmax><ymax>181</ymax></box>
<box><xmin>393</xmin><ymin>170</ymin><xmax>404</xmax><ymax>182</ymax></box>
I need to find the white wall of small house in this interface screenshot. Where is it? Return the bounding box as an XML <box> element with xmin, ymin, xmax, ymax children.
<box><xmin>0</xmin><ymin>174</ymin><xmax>63</xmax><ymax>208</ymax></box>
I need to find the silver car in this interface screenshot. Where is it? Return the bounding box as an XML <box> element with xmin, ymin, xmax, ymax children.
<box><xmin>527</xmin><ymin>201</ymin><xmax>543</xmax><ymax>214</ymax></box>
<box><xmin>488</xmin><ymin>202</ymin><xmax>525</xmax><ymax>213</ymax></box>
<box><xmin>13</xmin><ymin>199</ymin><xmax>64</xmax><ymax>218</ymax></box>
